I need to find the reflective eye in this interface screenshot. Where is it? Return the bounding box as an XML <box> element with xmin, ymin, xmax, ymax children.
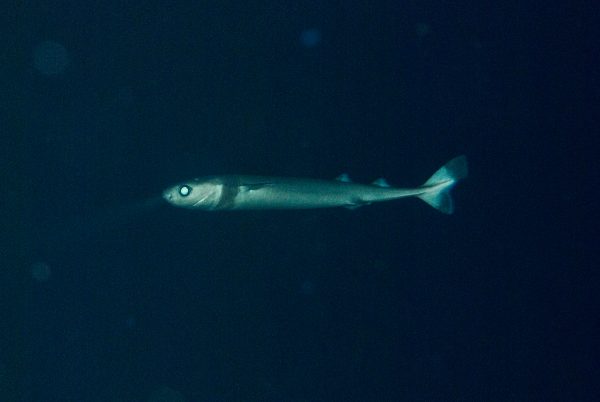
<box><xmin>179</xmin><ymin>185</ymin><xmax>191</xmax><ymax>197</ymax></box>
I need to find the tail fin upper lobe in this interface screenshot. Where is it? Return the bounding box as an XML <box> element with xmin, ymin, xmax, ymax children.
<box><xmin>418</xmin><ymin>155</ymin><xmax>468</xmax><ymax>214</ymax></box>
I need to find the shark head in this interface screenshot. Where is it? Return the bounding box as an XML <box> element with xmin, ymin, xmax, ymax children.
<box><xmin>162</xmin><ymin>177</ymin><xmax>223</xmax><ymax>210</ymax></box>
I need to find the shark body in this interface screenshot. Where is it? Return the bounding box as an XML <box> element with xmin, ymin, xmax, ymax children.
<box><xmin>162</xmin><ymin>155</ymin><xmax>467</xmax><ymax>214</ymax></box>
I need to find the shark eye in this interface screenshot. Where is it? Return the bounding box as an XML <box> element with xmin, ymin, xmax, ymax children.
<box><xmin>179</xmin><ymin>185</ymin><xmax>192</xmax><ymax>197</ymax></box>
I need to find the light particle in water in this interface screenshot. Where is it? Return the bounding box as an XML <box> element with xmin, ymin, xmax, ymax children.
<box><xmin>31</xmin><ymin>262</ymin><xmax>51</xmax><ymax>282</ymax></box>
<box><xmin>33</xmin><ymin>40</ymin><xmax>70</xmax><ymax>75</ymax></box>
<box><xmin>300</xmin><ymin>28</ymin><xmax>322</xmax><ymax>48</ymax></box>
<box><xmin>125</xmin><ymin>316</ymin><xmax>136</xmax><ymax>329</ymax></box>
<box><xmin>300</xmin><ymin>280</ymin><xmax>315</xmax><ymax>296</ymax></box>
<box><xmin>415</xmin><ymin>23</ymin><xmax>432</xmax><ymax>38</ymax></box>
<box><xmin>148</xmin><ymin>386</ymin><xmax>186</xmax><ymax>402</ymax></box>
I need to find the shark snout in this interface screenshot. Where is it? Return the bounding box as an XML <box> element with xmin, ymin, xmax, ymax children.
<box><xmin>162</xmin><ymin>191</ymin><xmax>173</xmax><ymax>202</ymax></box>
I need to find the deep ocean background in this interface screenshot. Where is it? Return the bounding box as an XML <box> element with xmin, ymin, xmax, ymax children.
<box><xmin>5</xmin><ymin>0</ymin><xmax>596</xmax><ymax>401</ymax></box>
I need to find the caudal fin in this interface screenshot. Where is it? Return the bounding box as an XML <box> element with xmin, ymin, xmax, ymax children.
<box><xmin>417</xmin><ymin>155</ymin><xmax>468</xmax><ymax>214</ymax></box>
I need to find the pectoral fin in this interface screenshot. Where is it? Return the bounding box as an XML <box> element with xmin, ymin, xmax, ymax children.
<box><xmin>343</xmin><ymin>198</ymin><xmax>370</xmax><ymax>210</ymax></box>
<box><xmin>239</xmin><ymin>183</ymin><xmax>273</xmax><ymax>192</ymax></box>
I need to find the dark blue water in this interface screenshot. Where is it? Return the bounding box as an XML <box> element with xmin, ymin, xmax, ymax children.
<box><xmin>13</xmin><ymin>1</ymin><xmax>596</xmax><ymax>401</ymax></box>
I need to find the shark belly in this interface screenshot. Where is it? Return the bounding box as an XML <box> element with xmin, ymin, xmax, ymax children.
<box><xmin>220</xmin><ymin>178</ymin><xmax>418</xmax><ymax>210</ymax></box>
<box><xmin>220</xmin><ymin>179</ymin><xmax>371</xmax><ymax>210</ymax></box>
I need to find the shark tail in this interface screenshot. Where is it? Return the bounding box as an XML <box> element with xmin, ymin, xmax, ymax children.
<box><xmin>417</xmin><ymin>155</ymin><xmax>468</xmax><ymax>214</ymax></box>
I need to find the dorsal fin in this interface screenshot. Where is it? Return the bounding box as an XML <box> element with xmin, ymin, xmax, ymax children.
<box><xmin>336</xmin><ymin>173</ymin><xmax>351</xmax><ymax>183</ymax></box>
<box><xmin>372</xmin><ymin>178</ymin><xmax>391</xmax><ymax>187</ymax></box>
